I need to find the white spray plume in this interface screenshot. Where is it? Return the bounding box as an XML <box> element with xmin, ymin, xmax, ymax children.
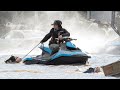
<box><xmin>0</xmin><ymin>11</ymin><xmax>119</xmax><ymax>55</ymax></box>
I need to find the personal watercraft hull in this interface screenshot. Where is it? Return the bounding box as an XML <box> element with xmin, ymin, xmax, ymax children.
<box><xmin>46</xmin><ymin>56</ymin><xmax>89</xmax><ymax>65</ymax></box>
<box><xmin>23</xmin><ymin>38</ymin><xmax>91</xmax><ymax>65</ymax></box>
<box><xmin>23</xmin><ymin>55</ymin><xmax>90</xmax><ymax>65</ymax></box>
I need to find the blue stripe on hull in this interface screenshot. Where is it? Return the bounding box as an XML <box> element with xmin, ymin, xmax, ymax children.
<box><xmin>51</xmin><ymin>50</ymin><xmax>87</xmax><ymax>60</ymax></box>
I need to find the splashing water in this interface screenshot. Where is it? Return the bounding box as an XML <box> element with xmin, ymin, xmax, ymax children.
<box><xmin>0</xmin><ymin>11</ymin><xmax>119</xmax><ymax>55</ymax></box>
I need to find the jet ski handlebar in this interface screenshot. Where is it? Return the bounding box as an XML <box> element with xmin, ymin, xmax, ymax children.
<box><xmin>55</xmin><ymin>37</ymin><xmax>77</xmax><ymax>42</ymax></box>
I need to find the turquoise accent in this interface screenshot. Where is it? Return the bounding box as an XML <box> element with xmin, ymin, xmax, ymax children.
<box><xmin>24</xmin><ymin>57</ymin><xmax>33</xmax><ymax>61</ymax></box>
<box><xmin>51</xmin><ymin>50</ymin><xmax>86</xmax><ymax>60</ymax></box>
<box><xmin>39</xmin><ymin>46</ymin><xmax>52</xmax><ymax>54</ymax></box>
<box><xmin>66</xmin><ymin>42</ymin><xmax>76</xmax><ymax>49</ymax></box>
<box><xmin>43</xmin><ymin>47</ymin><xmax>52</xmax><ymax>54</ymax></box>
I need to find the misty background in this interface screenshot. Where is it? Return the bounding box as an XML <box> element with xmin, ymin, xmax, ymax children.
<box><xmin>0</xmin><ymin>11</ymin><xmax>119</xmax><ymax>55</ymax></box>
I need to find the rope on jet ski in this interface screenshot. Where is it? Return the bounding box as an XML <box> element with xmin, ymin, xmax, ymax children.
<box><xmin>22</xmin><ymin>42</ymin><xmax>41</xmax><ymax>60</ymax></box>
<box><xmin>22</xmin><ymin>37</ymin><xmax>77</xmax><ymax>60</ymax></box>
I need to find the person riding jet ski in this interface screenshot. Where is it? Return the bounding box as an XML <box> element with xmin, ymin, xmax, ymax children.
<box><xmin>23</xmin><ymin>20</ymin><xmax>91</xmax><ymax>65</ymax></box>
<box><xmin>23</xmin><ymin>36</ymin><xmax>91</xmax><ymax>65</ymax></box>
<box><xmin>40</xmin><ymin>20</ymin><xmax>70</xmax><ymax>55</ymax></box>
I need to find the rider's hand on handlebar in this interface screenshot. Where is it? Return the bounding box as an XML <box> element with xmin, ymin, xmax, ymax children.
<box><xmin>58</xmin><ymin>35</ymin><xmax>63</xmax><ymax>41</ymax></box>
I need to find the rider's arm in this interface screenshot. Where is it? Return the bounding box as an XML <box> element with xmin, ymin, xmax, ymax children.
<box><xmin>40</xmin><ymin>29</ymin><xmax>53</xmax><ymax>43</ymax></box>
<box><xmin>61</xmin><ymin>29</ymin><xmax>70</xmax><ymax>37</ymax></box>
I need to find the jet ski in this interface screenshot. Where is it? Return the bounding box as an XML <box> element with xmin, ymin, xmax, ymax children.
<box><xmin>23</xmin><ymin>37</ymin><xmax>91</xmax><ymax>65</ymax></box>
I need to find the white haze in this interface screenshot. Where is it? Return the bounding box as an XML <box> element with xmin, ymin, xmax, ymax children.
<box><xmin>0</xmin><ymin>11</ymin><xmax>119</xmax><ymax>56</ymax></box>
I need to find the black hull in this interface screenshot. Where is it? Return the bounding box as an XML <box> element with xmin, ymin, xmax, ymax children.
<box><xmin>23</xmin><ymin>56</ymin><xmax>89</xmax><ymax>65</ymax></box>
<box><xmin>46</xmin><ymin>56</ymin><xmax>88</xmax><ymax>65</ymax></box>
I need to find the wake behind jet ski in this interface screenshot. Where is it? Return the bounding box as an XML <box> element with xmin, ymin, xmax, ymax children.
<box><xmin>23</xmin><ymin>37</ymin><xmax>91</xmax><ymax>65</ymax></box>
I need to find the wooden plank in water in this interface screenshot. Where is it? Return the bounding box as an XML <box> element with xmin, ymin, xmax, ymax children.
<box><xmin>102</xmin><ymin>61</ymin><xmax>120</xmax><ymax>76</ymax></box>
